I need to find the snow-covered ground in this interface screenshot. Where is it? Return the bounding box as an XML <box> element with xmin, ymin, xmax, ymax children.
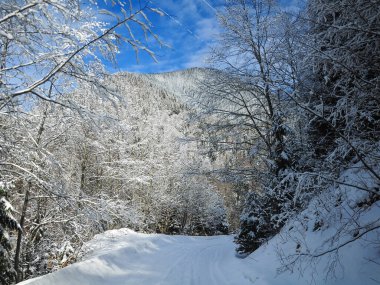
<box><xmin>18</xmin><ymin>220</ymin><xmax>379</xmax><ymax>285</ymax></box>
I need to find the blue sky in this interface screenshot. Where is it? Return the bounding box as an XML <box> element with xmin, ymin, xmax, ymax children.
<box><xmin>102</xmin><ymin>0</ymin><xmax>224</xmax><ymax>74</ymax></box>
<box><xmin>104</xmin><ymin>0</ymin><xmax>302</xmax><ymax>74</ymax></box>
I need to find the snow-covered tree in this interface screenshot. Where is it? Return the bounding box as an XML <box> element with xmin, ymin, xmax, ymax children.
<box><xmin>275</xmin><ymin>0</ymin><xmax>380</xmax><ymax>275</ymax></box>
<box><xmin>0</xmin><ymin>0</ymin><xmax>164</xmax><ymax>282</ymax></box>
<box><xmin>190</xmin><ymin>0</ymin><xmax>309</xmax><ymax>255</ymax></box>
<box><xmin>0</xmin><ymin>0</ymin><xmax>162</xmax><ymax>112</ymax></box>
<box><xmin>305</xmin><ymin>0</ymin><xmax>380</xmax><ymax>175</ymax></box>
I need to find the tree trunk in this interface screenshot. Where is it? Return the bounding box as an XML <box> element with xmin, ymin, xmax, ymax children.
<box><xmin>14</xmin><ymin>181</ymin><xmax>30</xmax><ymax>283</ymax></box>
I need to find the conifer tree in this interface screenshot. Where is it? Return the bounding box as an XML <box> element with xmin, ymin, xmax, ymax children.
<box><xmin>0</xmin><ymin>183</ymin><xmax>20</xmax><ymax>285</ymax></box>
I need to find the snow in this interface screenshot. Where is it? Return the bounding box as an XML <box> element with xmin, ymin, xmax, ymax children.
<box><xmin>0</xmin><ymin>29</ymin><xmax>14</xmax><ymax>40</ymax></box>
<box><xmin>0</xmin><ymin>197</ymin><xmax>15</xmax><ymax>212</ymax></box>
<box><xmin>18</xmin><ymin>218</ymin><xmax>379</xmax><ymax>285</ymax></box>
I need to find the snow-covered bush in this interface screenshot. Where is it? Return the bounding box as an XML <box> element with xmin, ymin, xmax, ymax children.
<box><xmin>180</xmin><ymin>178</ymin><xmax>228</xmax><ymax>236</ymax></box>
<box><xmin>151</xmin><ymin>174</ymin><xmax>228</xmax><ymax>236</ymax></box>
<box><xmin>277</xmin><ymin>160</ymin><xmax>380</xmax><ymax>280</ymax></box>
<box><xmin>235</xmin><ymin>169</ymin><xmax>330</xmax><ymax>256</ymax></box>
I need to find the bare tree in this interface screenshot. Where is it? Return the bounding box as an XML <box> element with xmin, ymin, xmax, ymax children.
<box><xmin>190</xmin><ymin>0</ymin><xmax>308</xmax><ymax>255</ymax></box>
<box><xmin>0</xmin><ymin>0</ymin><xmax>162</xmax><ymax>111</ymax></box>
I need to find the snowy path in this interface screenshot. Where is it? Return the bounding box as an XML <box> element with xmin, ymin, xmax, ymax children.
<box><xmin>18</xmin><ymin>227</ymin><xmax>380</xmax><ymax>285</ymax></box>
<box><xmin>19</xmin><ymin>230</ymin><xmax>260</xmax><ymax>285</ymax></box>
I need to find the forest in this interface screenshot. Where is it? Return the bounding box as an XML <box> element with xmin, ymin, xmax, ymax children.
<box><xmin>0</xmin><ymin>0</ymin><xmax>379</xmax><ymax>284</ymax></box>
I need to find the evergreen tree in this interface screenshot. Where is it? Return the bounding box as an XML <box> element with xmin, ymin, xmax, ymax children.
<box><xmin>0</xmin><ymin>183</ymin><xmax>20</xmax><ymax>285</ymax></box>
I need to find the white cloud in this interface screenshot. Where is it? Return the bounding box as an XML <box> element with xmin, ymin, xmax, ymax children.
<box><xmin>195</xmin><ymin>17</ymin><xmax>220</xmax><ymax>42</ymax></box>
<box><xmin>159</xmin><ymin>0</ymin><xmax>200</xmax><ymax>20</ymax></box>
<box><xmin>183</xmin><ymin>46</ymin><xmax>212</xmax><ymax>68</ymax></box>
